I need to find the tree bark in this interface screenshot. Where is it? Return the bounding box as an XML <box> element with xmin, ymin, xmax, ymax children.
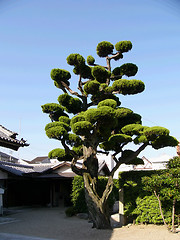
<box><xmin>83</xmin><ymin>173</ymin><xmax>112</xmax><ymax>229</ymax></box>
<box><xmin>171</xmin><ymin>199</ymin><xmax>176</xmax><ymax>233</ymax></box>
<box><xmin>154</xmin><ymin>191</ymin><xmax>167</xmax><ymax>227</ymax></box>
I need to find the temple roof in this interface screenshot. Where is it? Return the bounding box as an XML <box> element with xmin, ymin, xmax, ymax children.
<box><xmin>0</xmin><ymin>125</ymin><xmax>29</xmax><ymax>151</ymax></box>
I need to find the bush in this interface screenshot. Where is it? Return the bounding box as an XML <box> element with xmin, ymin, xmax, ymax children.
<box><xmin>118</xmin><ymin>170</ymin><xmax>175</xmax><ymax>225</ymax></box>
<box><xmin>71</xmin><ymin>176</ymin><xmax>87</xmax><ymax>213</ymax></box>
<box><xmin>65</xmin><ymin>206</ymin><xmax>77</xmax><ymax>217</ymax></box>
<box><xmin>133</xmin><ymin>195</ymin><xmax>164</xmax><ymax>224</ymax></box>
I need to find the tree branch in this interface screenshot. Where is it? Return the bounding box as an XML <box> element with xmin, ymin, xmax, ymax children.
<box><xmin>134</xmin><ymin>142</ymin><xmax>149</xmax><ymax>156</ymax></box>
<box><xmin>61</xmin><ymin>139</ymin><xmax>87</xmax><ymax>176</ymax></box>
<box><xmin>154</xmin><ymin>190</ymin><xmax>167</xmax><ymax>227</ymax></box>
<box><xmin>71</xmin><ymin>156</ymin><xmax>87</xmax><ymax>176</ymax></box>
<box><xmin>78</xmin><ymin>75</ymin><xmax>85</xmax><ymax>95</ymax></box>
<box><xmin>101</xmin><ymin>175</ymin><xmax>114</xmax><ymax>207</ymax></box>
<box><xmin>109</xmin><ymin>52</ymin><xmax>122</xmax><ymax>60</ymax></box>
<box><xmin>112</xmin><ymin>155</ymin><xmax>119</xmax><ymax>164</ymax></box>
<box><xmin>97</xmin><ymin>150</ymin><xmax>109</xmax><ymax>155</ymax></box>
<box><xmin>110</xmin><ymin>75</ymin><xmax>122</xmax><ymax>80</ymax></box>
<box><xmin>110</xmin><ymin>142</ymin><xmax>148</xmax><ymax>177</ymax></box>
<box><xmin>106</xmin><ymin>57</ymin><xmax>111</xmax><ymax>85</ymax></box>
<box><xmin>60</xmin><ymin>81</ymin><xmax>84</xmax><ymax>100</ymax></box>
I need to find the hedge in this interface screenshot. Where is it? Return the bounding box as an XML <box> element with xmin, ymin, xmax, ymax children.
<box><xmin>119</xmin><ymin>170</ymin><xmax>177</xmax><ymax>225</ymax></box>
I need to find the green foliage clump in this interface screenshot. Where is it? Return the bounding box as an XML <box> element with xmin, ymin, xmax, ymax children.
<box><xmin>66</xmin><ymin>53</ymin><xmax>92</xmax><ymax>79</ymax></box>
<box><xmin>97</xmin><ymin>99</ymin><xmax>117</xmax><ymax>109</ymax></box>
<box><xmin>59</xmin><ymin>116</ymin><xmax>71</xmax><ymax>125</ymax></box>
<box><xmin>71</xmin><ymin>176</ymin><xmax>88</xmax><ymax>213</ymax></box>
<box><xmin>144</xmin><ymin>126</ymin><xmax>170</xmax><ymax>141</ymax></box>
<box><xmin>112</xmin><ymin>63</ymin><xmax>138</xmax><ymax>79</ymax></box>
<box><xmin>90</xmin><ymin>91</ymin><xmax>121</xmax><ymax>106</ymax></box>
<box><xmin>121</xmin><ymin>150</ymin><xmax>144</xmax><ymax>165</ymax></box>
<box><xmin>48</xmin><ymin>148</ymin><xmax>72</xmax><ymax>161</ymax></box>
<box><xmin>112</xmin><ymin>79</ymin><xmax>145</xmax><ymax>95</ymax></box>
<box><xmin>100</xmin><ymin>134</ymin><xmax>132</xmax><ymax>151</ymax></box>
<box><xmin>121</xmin><ymin>124</ymin><xmax>146</xmax><ymax>136</ymax></box>
<box><xmin>67</xmin><ymin>53</ymin><xmax>85</xmax><ymax>66</ymax></box>
<box><xmin>87</xmin><ymin>55</ymin><xmax>95</xmax><ymax>65</ymax></box>
<box><xmin>41</xmin><ymin>103</ymin><xmax>64</xmax><ymax>114</ymax></box>
<box><xmin>41</xmin><ymin>103</ymin><xmax>67</xmax><ymax>121</ymax></box>
<box><xmin>45</xmin><ymin>121</ymin><xmax>70</xmax><ymax>132</ymax></box>
<box><xmin>72</xmin><ymin>145</ymin><xmax>83</xmax><ymax>156</ymax></box>
<box><xmin>134</xmin><ymin>135</ymin><xmax>148</xmax><ymax>144</ymax></box>
<box><xmin>115</xmin><ymin>41</ymin><xmax>132</xmax><ymax>53</ymax></box>
<box><xmin>83</xmin><ymin>80</ymin><xmax>100</xmax><ymax>95</ymax></box>
<box><xmin>167</xmin><ymin>156</ymin><xmax>180</xmax><ymax>168</ymax></box>
<box><xmin>65</xmin><ymin>206</ymin><xmax>77</xmax><ymax>217</ymax></box>
<box><xmin>84</xmin><ymin>106</ymin><xmax>116</xmax><ymax>125</ymax></box>
<box><xmin>65</xmin><ymin>133</ymin><xmax>82</xmax><ymax>147</ymax></box>
<box><xmin>151</xmin><ymin>135</ymin><xmax>178</xmax><ymax>150</ymax></box>
<box><xmin>133</xmin><ymin>195</ymin><xmax>169</xmax><ymax>224</ymax></box>
<box><xmin>74</xmin><ymin>65</ymin><xmax>92</xmax><ymax>79</ymax></box>
<box><xmin>50</xmin><ymin>68</ymin><xmax>71</xmax><ymax>85</ymax></box>
<box><xmin>46</xmin><ymin>126</ymin><xmax>67</xmax><ymax>140</ymax></box>
<box><xmin>70</xmin><ymin>114</ymin><xmax>85</xmax><ymax>126</ymax></box>
<box><xmin>58</xmin><ymin>93</ymin><xmax>82</xmax><ymax>114</ymax></box>
<box><xmin>114</xmin><ymin>107</ymin><xmax>142</xmax><ymax>130</ymax></box>
<box><xmin>71</xmin><ymin>121</ymin><xmax>93</xmax><ymax>136</ymax></box>
<box><xmin>91</xmin><ymin>66</ymin><xmax>111</xmax><ymax>83</ymax></box>
<box><xmin>96</xmin><ymin>41</ymin><xmax>114</xmax><ymax>57</ymax></box>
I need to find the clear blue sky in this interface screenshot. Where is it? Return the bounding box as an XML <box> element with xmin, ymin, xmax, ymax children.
<box><xmin>0</xmin><ymin>0</ymin><xmax>180</xmax><ymax>161</ymax></box>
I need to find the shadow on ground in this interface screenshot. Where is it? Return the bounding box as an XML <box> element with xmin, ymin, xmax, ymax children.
<box><xmin>0</xmin><ymin>207</ymin><xmax>113</xmax><ymax>240</ymax></box>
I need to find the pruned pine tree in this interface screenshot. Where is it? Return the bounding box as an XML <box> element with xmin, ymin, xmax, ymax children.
<box><xmin>42</xmin><ymin>41</ymin><xmax>178</xmax><ymax>229</ymax></box>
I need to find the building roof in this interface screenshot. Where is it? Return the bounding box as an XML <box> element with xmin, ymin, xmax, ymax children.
<box><xmin>29</xmin><ymin>156</ymin><xmax>49</xmax><ymax>164</ymax></box>
<box><xmin>0</xmin><ymin>160</ymin><xmax>34</xmax><ymax>176</ymax></box>
<box><xmin>0</xmin><ymin>125</ymin><xmax>29</xmax><ymax>151</ymax></box>
<box><xmin>0</xmin><ymin>161</ymin><xmax>59</xmax><ymax>177</ymax></box>
<box><xmin>0</xmin><ymin>151</ymin><xmax>19</xmax><ymax>162</ymax></box>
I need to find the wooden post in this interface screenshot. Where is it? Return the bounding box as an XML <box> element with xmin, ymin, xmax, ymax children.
<box><xmin>119</xmin><ymin>188</ymin><xmax>124</xmax><ymax>226</ymax></box>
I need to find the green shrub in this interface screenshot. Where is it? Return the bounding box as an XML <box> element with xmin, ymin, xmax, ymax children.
<box><xmin>133</xmin><ymin>195</ymin><xmax>163</xmax><ymax>224</ymax></box>
<box><xmin>118</xmin><ymin>170</ymin><xmax>175</xmax><ymax>225</ymax></box>
<box><xmin>65</xmin><ymin>206</ymin><xmax>77</xmax><ymax>217</ymax></box>
<box><xmin>71</xmin><ymin>176</ymin><xmax>87</xmax><ymax>213</ymax></box>
<box><xmin>119</xmin><ymin>170</ymin><xmax>160</xmax><ymax>223</ymax></box>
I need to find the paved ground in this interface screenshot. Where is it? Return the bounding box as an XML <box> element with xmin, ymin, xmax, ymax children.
<box><xmin>0</xmin><ymin>233</ymin><xmax>55</xmax><ymax>240</ymax></box>
<box><xmin>0</xmin><ymin>207</ymin><xmax>179</xmax><ymax>240</ymax></box>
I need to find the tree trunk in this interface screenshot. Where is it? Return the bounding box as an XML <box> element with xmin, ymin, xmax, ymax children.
<box><xmin>83</xmin><ymin>173</ymin><xmax>112</xmax><ymax>229</ymax></box>
<box><xmin>171</xmin><ymin>199</ymin><xmax>176</xmax><ymax>233</ymax></box>
<box><xmin>82</xmin><ymin>142</ymin><xmax>114</xmax><ymax>229</ymax></box>
<box><xmin>154</xmin><ymin>191</ymin><xmax>167</xmax><ymax>227</ymax></box>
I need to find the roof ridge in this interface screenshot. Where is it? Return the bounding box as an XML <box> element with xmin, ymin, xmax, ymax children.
<box><xmin>0</xmin><ymin>160</ymin><xmax>33</xmax><ymax>169</ymax></box>
<box><xmin>0</xmin><ymin>125</ymin><xmax>17</xmax><ymax>137</ymax></box>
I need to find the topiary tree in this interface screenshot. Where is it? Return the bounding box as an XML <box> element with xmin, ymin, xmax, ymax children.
<box><xmin>42</xmin><ymin>40</ymin><xmax>178</xmax><ymax>229</ymax></box>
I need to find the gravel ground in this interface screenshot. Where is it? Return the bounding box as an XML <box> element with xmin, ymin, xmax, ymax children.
<box><xmin>0</xmin><ymin>207</ymin><xmax>179</xmax><ymax>240</ymax></box>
